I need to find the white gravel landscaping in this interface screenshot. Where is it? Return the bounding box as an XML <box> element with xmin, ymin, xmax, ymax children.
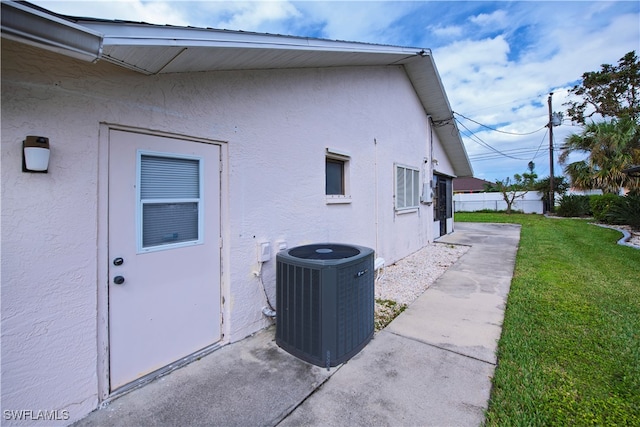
<box><xmin>375</xmin><ymin>242</ymin><xmax>470</xmax><ymax>306</ymax></box>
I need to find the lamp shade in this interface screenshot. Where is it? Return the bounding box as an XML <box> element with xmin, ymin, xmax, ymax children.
<box><xmin>24</xmin><ymin>147</ymin><xmax>50</xmax><ymax>171</ymax></box>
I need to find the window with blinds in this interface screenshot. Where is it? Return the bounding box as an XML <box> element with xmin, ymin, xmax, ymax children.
<box><xmin>395</xmin><ymin>164</ymin><xmax>420</xmax><ymax>211</ymax></box>
<box><xmin>138</xmin><ymin>153</ymin><xmax>202</xmax><ymax>251</ymax></box>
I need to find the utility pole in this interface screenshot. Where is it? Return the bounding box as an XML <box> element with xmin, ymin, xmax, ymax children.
<box><xmin>548</xmin><ymin>93</ymin><xmax>555</xmax><ymax>213</ymax></box>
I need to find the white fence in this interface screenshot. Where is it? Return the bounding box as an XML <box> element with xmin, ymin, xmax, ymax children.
<box><xmin>454</xmin><ymin>191</ymin><xmax>544</xmax><ymax>214</ymax></box>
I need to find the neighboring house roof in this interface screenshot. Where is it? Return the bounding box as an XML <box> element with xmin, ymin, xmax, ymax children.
<box><xmin>1</xmin><ymin>0</ymin><xmax>473</xmax><ymax>177</ymax></box>
<box><xmin>453</xmin><ymin>177</ymin><xmax>493</xmax><ymax>193</ymax></box>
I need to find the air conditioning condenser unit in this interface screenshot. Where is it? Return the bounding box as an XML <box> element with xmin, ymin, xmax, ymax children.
<box><xmin>276</xmin><ymin>243</ymin><xmax>374</xmax><ymax>368</ymax></box>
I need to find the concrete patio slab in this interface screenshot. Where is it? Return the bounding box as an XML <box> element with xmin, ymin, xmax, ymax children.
<box><xmin>74</xmin><ymin>330</ymin><xmax>334</xmax><ymax>427</ymax></box>
<box><xmin>279</xmin><ymin>330</ymin><xmax>494</xmax><ymax>427</ymax></box>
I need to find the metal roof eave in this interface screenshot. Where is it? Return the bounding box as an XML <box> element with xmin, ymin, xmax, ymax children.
<box><xmin>404</xmin><ymin>55</ymin><xmax>473</xmax><ymax>177</ymax></box>
<box><xmin>1</xmin><ymin>1</ymin><xmax>103</xmax><ymax>63</ymax></box>
<box><xmin>79</xmin><ymin>20</ymin><xmax>422</xmax><ymax>55</ymax></box>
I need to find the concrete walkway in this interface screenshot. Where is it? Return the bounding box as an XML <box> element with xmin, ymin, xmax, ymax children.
<box><xmin>74</xmin><ymin>222</ymin><xmax>520</xmax><ymax>427</ymax></box>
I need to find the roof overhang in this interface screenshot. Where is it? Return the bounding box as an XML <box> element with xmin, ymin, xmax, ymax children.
<box><xmin>1</xmin><ymin>1</ymin><xmax>472</xmax><ymax>177</ymax></box>
<box><xmin>77</xmin><ymin>20</ymin><xmax>428</xmax><ymax>75</ymax></box>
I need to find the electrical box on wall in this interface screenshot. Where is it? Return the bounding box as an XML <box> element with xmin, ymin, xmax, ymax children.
<box><xmin>258</xmin><ymin>242</ymin><xmax>271</xmax><ymax>262</ymax></box>
<box><xmin>421</xmin><ymin>184</ymin><xmax>433</xmax><ymax>204</ymax></box>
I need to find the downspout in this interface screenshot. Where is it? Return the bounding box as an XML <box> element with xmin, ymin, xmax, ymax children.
<box><xmin>429</xmin><ymin>116</ymin><xmax>434</xmax><ymax>181</ymax></box>
<box><xmin>428</xmin><ymin>117</ymin><xmax>434</xmax><ymax>241</ymax></box>
<box><xmin>374</xmin><ymin>138</ymin><xmax>379</xmax><ymax>254</ymax></box>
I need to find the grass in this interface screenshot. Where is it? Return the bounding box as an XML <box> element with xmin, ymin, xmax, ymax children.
<box><xmin>374</xmin><ymin>298</ymin><xmax>407</xmax><ymax>332</ymax></box>
<box><xmin>455</xmin><ymin>213</ymin><xmax>640</xmax><ymax>426</ymax></box>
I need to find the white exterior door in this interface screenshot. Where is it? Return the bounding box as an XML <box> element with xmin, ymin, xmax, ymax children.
<box><xmin>108</xmin><ymin>129</ymin><xmax>221</xmax><ymax>391</ymax></box>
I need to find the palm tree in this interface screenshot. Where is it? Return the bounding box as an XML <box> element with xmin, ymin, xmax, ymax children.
<box><xmin>560</xmin><ymin>118</ymin><xmax>640</xmax><ymax>193</ymax></box>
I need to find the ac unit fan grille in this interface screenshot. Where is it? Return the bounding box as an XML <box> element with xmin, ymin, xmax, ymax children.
<box><xmin>288</xmin><ymin>243</ymin><xmax>360</xmax><ymax>260</ymax></box>
<box><xmin>276</xmin><ymin>263</ymin><xmax>322</xmax><ymax>360</ymax></box>
<box><xmin>336</xmin><ymin>259</ymin><xmax>374</xmax><ymax>357</ymax></box>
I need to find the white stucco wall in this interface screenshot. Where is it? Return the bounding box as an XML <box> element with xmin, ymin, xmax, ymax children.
<box><xmin>432</xmin><ymin>131</ymin><xmax>456</xmax><ymax>178</ymax></box>
<box><xmin>1</xmin><ymin>39</ymin><xmax>449</xmax><ymax>424</ymax></box>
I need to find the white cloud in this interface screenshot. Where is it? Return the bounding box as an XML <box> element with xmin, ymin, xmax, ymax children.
<box><xmin>294</xmin><ymin>1</ymin><xmax>418</xmax><ymax>44</ymax></box>
<box><xmin>469</xmin><ymin>9</ymin><xmax>507</xmax><ymax>28</ymax></box>
<box><xmin>31</xmin><ymin>0</ymin><xmax>191</xmax><ymax>26</ymax></box>
<box><xmin>205</xmin><ymin>1</ymin><xmax>301</xmax><ymax>32</ymax></box>
<box><xmin>428</xmin><ymin>24</ymin><xmax>464</xmax><ymax>38</ymax></box>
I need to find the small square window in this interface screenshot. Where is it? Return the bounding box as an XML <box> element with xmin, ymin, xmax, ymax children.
<box><xmin>326</xmin><ymin>158</ymin><xmax>345</xmax><ymax>195</ymax></box>
<box><xmin>325</xmin><ymin>149</ymin><xmax>351</xmax><ymax>204</ymax></box>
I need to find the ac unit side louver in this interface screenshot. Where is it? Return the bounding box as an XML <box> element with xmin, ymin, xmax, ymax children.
<box><xmin>276</xmin><ymin>243</ymin><xmax>374</xmax><ymax>368</ymax></box>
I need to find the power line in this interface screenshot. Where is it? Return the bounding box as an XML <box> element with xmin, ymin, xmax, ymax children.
<box><xmin>469</xmin><ymin>146</ymin><xmax>546</xmax><ymax>157</ymax></box>
<box><xmin>470</xmin><ymin>149</ymin><xmax>549</xmax><ymax>162</ymax></box>
<box><xmin>470</xmin><ymin>148</ymin><xmax>548</xmax><ymax>161</ymax></box>
<box><xmin>455</xmin><ymin>118</ymin><xmax>534</xmax><ymax>161</ymax></box>
<box><xmin>454</xmin><ymin>111</ymin><xmax>547</xmax><ymax>136</ymax></box>
<box><xmin>531</xmin><ymin>127</ymin><xmax>549</xmax><ymax>161</ymax></box>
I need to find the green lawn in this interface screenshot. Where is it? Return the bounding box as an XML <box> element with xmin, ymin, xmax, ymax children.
<box><xmin>454</xmin><ymin>213</ymin><xmax>640</xmax><ymax>426</ymax></box>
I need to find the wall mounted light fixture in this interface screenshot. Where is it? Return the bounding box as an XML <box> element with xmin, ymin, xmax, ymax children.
<box><xmin>22</xmin><ymin>136</ymin><xmax>50</xmax><ymax>173</ymax></box>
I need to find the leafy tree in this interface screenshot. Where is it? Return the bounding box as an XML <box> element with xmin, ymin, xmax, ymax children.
<box><xmin>521</xmin><ymin>161</ymin><xmax>538</xmax><ymax>189</ymax></box>
<box><xmin>560</xmin><ymin>118</ymin><xmax>640</xmax><ymax>193</ymax></box>
<box><xmin>534</xmin><ymin>175</ymin><xmax>570</xmax><ymax>211</ymax></box>
<box><xmin>490</xmin><ymin>162</ymin><xmax>538</xmax><ymax>214</ymax></box>
<box><xmin>533</xmin><ymin>175</ymin><xmax>570</xmax><ymax>196</ymax></box>
<box><xmin>565</xmin><ymin>51</ymin><xmax>640</xmax><ymax>124</ymax></box>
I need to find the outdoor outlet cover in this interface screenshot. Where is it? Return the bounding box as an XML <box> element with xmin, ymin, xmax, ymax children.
<box><xmin>258</xmin><ymin>242</ymin><xmax>271</xmax><ymax>262</ymax></box>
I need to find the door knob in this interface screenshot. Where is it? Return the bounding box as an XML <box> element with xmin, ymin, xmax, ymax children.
<box><xmin>113</xmin><ymin>276</ymin><xmax>125</xmax><ymax>285</ymax></box>
<box><xmin>113</xmin><ymin>257</ymin><xmax>124</xmax><ymax>266</ymax></box>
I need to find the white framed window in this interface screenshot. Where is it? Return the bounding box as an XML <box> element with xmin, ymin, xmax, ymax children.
<box><xmin>395</xmin><ymin>164</ymin><xmax>420</xmax><ymax>211</ymax></box>
<box><xmin>326</xmin><ymin>148</ymin><xmax>351</xmax><ymax>204</ymax></box>
<box><xmin>326</xmin><ymin>158</ymin><xmax>345</xmax><ymax>194</ymax></box>
<box><xmin>137</xmin><ymin>151</ymin><xmax>204</xmax><ymax>253</ymax></box>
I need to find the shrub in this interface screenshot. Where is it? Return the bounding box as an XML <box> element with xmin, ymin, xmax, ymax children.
<box><xmin>590</xmin><ymin>194</ymin><xmax>621</xmax><ymax>223</ymax></box>
<box><xmin>557</xmin><ymin>195</ymin><xmax>591</xmax><ymax>217</ymax></box>
<box><xmin>605</xmin><ymin>195</ymin><xmax>640</xmax><ymax>230</ymax></box>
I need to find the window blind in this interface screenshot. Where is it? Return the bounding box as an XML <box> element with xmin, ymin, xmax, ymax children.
<box><xmin>141</xmin><ymin>155</ymin><xmax>199</xmax><ymax>199</ymax></box>
<box><xmin>139</xmin><ymin>154</ymin><xmax>201</xmax><ymax>249</ymax></box>
<box><xmin>396</xmin><ymin>165</ymin><xmax>419</xmax><ymax>210</ymax></box>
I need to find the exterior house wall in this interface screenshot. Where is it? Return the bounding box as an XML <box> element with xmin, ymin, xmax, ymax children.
<box><xmin>1</xmin><ymin>40</ymin><xmax>442</xmax><ymax>424</ymax></box>
<box><xmin>432</xmin><ymin>131</ymin><xmax>456</xmax><ymax>178</ymax></box>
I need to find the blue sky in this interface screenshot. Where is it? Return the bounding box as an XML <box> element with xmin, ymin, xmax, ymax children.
<box><xmin>32</xmin><ymin>0</ymin><xmax>640</xmax><ymax>182</ymax></box>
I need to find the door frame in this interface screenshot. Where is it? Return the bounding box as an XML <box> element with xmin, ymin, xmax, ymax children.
<box><xmin>97</xmin><ymin>123</ymin><xmax>230</xmax><ymax>402</ymax></box>
<box><xmin>433</xmin><ymin>173</ymin><xmax>453</xmax><ymax>237</ymax></box>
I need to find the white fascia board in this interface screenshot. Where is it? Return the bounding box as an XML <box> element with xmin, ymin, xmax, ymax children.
<box><xmin>81</xmin><ymin>21</ymin><xmax>421</xmax><ymax>56</ymax></box>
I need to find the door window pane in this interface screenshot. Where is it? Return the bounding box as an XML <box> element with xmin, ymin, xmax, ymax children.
<box><xmin>142</xmin><ymin>203</ymin><xmax>198</xmax><ymax>247</ymax></box>
<box><xmin>139</xmin><ymin>153</ymin><xmax>202</xmax><ymax>251</ymax></box>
